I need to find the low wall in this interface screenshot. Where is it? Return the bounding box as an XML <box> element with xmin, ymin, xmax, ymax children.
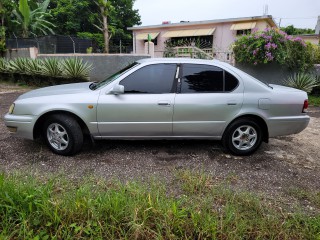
<box><xmin>236</xmin><ymin>63</ymin><xmax>320</xmax><ymax>85</ymax></box>
<box><xmin>5</xmin><ymin>47</ymin><xmax>38</xmax><ymax>59</ymax></box>
<box><xmin>38</xmin><ymin>53</ymin><xmax>151</xmax><ymax>82</ymax></box>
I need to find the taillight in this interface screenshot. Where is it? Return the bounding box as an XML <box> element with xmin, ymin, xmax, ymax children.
<box><xmin>302</xmin><ymin>100</ymin><xmax>308</xmax><ymax>113</ymax></box>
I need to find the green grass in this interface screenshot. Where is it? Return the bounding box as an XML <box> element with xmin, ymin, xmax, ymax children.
<box><xmin>0</xmin><ymin>172</ymin><xmax>319</xmax><ymax>239</ymax></box>
<box><xmin>309</xmin><ymin>95</ymin><xmax>320</xmax><ymax>107</ymax></box>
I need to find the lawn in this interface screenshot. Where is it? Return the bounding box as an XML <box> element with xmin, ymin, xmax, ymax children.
<box><xmin>0</xmin><ymin>171</ymin><xmax>319</xmax><ymax>239</ymax></box>
<box><xmin>309</xmin><ymin>95</ymin><xmax>320</xmax><ymax>107</ymax></box>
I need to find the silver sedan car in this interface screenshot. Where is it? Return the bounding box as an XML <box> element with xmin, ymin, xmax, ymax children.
<box><xmin>4</xmin><ymin>58</ymin><xmax>310</xmax><ymax>156</ymax></box>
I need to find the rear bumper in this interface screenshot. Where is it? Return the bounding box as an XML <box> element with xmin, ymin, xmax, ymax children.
<box><xmin>4</xmin><ymin>114</ymin><xmax>37</xmax><ymax>140</ymax></box>
<box><xmin>267</xmin><ymin>115</ymin><xmax>310</xmax><ymax>137</ymax></box>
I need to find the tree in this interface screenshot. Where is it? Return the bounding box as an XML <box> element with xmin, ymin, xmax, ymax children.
<box><xmin>108</xmin><ymin>0</ymin><xmax>141</xmax><ymax>40</ymax></box>
<box><xmin>94</xmin><ymin>0</ymin><xmax>111</xmax><ymax>53</ymax></box>
<box><xmin>281</xmin><ymin>25</ymin><xmax>314</xmax><ymax>35</ymax></box>
<box><xmin>49</xmin><ymin>0</ymin><xmax>97</xmax><ymax>34</ymax></box>
<box><xmin>0</xmin><ymin>0</ymin><xmax>14</xmax><ymax>53</ymax></box>
<box><xmin>12</xmin><ymin>0</ymin><xmax>55</xmax><ymax>37</ymax></box>
<box><xmin>50</xmin><ymin>0</ymin><xmax>140</xmax><ymax>52</ymax></box>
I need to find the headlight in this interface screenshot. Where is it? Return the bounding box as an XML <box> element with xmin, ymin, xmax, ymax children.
<box><xmin>9</xmin><ymin>103</ymin><xmax>15</xmax><ymax>114</ymax></box>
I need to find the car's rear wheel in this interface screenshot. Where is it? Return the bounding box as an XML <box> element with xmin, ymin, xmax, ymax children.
<box><xmin>222</xmin><ymin>118</ymin><xmax>262</xmax><ymax>156</ymax></box>
<box><xmin>43</xmin><ymin>114</ymin><xmax>83</xmax><ymax>156</ymax></box>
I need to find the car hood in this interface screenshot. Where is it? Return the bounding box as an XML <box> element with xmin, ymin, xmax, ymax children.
<box><xmin>17</xmin><ymin>82</ymin><xmax>93</xmax><ymax>100</ymax></box>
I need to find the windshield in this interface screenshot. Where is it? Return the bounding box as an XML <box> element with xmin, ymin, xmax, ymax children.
<box><xmin>90</xmin><ymin>62</ymin><xmax>140</xmax><ymax>90</ymax></box>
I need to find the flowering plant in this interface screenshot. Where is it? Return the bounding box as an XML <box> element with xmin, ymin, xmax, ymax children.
<box><xmin>233</xmin><ymin>28</ymin><xmax>314</xmax><ymax>71</ymax></box>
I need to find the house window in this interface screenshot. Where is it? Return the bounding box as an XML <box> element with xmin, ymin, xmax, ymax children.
<box><xmin>236</xmin><ymin>29</ymin><xmax>252</xmax><ymax>35</ymax></box>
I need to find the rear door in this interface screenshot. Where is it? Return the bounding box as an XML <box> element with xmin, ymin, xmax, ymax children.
<box><xmin>97</xmin><ymin>63</ymin><xmax>177</xmax><ymax>137</ymax></box>
<box><xmin>173</xmin><ymin>63</ymin><xmax>243</xmax><ymax>137</ymax></box>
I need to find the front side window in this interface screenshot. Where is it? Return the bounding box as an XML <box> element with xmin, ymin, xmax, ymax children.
<box><xmin>180</xmin><ymin>64</ymin><xmax>239</xmax><ymax>93</ymax></box>
<box><xmin>120</xmin><ymin>64</ymin><xmax>176</xmax><ymax>94</ymax></box>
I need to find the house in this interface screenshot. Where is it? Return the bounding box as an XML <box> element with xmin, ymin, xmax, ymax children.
<box><xmin>295</xmin><ymin>34</ymin><xmax>319</xmax><ymax>45</ymax></box>
<box><xmin>128</xmin><ymin>15</ymin><xmax>277</xmax><ymax>62</ymax></box>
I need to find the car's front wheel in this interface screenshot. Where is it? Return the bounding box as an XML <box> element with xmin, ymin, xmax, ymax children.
<box><xmin>222</xmin><ymin>118</ymin><xmax>262</xmax><ymax>156</ymax></box>
<box><xmin>43</xmin><ymin>114</ymin><xmax>83</xmax><ymax>156</ymax></box>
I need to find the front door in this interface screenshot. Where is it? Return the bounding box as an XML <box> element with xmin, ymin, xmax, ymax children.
<box><xmin>97</xmin><ymin>63</ymin><xmax>177</xmax><ymax>137</ymax></box>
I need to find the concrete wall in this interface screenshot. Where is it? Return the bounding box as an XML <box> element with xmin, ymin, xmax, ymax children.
<box><xmin>236</xmin><ymin>63</ymin><xmax>320</xmax><ymax>85</ymax></box>
<box><xmin>5</xmin><ymin>47</ymin><xmax>38</xmax><ymax>59</ymax></box>
<box><xmin>38</xmin><ymin>53</ymin><xmax>150</xmax><ymax>82</ymax></box>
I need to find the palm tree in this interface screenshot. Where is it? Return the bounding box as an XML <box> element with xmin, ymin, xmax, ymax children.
<box><xmin>13</xmin><ymin>0</ymin><xmax>55</xmax><ymax>38</ymax></box>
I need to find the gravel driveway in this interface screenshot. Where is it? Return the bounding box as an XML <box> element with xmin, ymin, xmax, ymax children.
<box><xmin>1</xmin><ymin>84</ymin><xmax>320</xmax><ymax>212</ymax></box>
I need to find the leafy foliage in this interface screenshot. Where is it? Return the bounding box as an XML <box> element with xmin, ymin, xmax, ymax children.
<box><xmin>61</xmin><ymin>57</ymin><xmax>93</xmax><ymax>79</ymax></box>
<box><xmin>281</xmin><ymin>25</ymin><xmax>315</xmax><ymax>35</ymax></box>
<box><xmin>12</xmin><ymin>0</ymin><xmax>55</xmax><ymax>37</ymax></box>
<box><xmin>8</xmin><ymin>57</ymin><xmax>28</xmax><ymax>73</ymax></box>
<box><xmin>0</xmin><ymin>0</ymin><xmax>15</xmax><ymax>53</ymax></box>
<box><xmin>233</xmin><ymin>28</ymin><xmax>315</xmax><ymax>71</ymax></box>
<box><xmin>24</xmin><ymin>58</ymin><xmax>43</xmax><ymax>75</ymax></box>
<box><xmin>0</xmin><ymin>58</ymin><xmax>10</xmax><ymax>72</ymax></box>
<box><xmin>285</xmin><ymin>72</ymin><xmax>319</xmax><ymax>93</ymax></box>
<box><xmin>0</xmin><ymin>57</ymin><xmax>93</xmax><ymax>85</ymax></box>
<box><xmin>41</xmin><ymin>58</ymin><xmax>62</xmax><ymax>77</ymax></box>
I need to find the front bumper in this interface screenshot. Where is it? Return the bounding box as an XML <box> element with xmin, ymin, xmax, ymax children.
<box><xmin>267</xmin><ymin>115</ymin><xmax>310</xmax><ymax>138</ymax></box>
<box><xmin>4</xmin><ymin>113</ymin><xmax>37</xmax><ymax>140</ymax></box>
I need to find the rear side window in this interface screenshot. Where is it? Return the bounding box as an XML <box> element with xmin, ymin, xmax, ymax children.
<box><xmin>120</xmin><ymin>64</ymin><xmax>176</xmax><ymax>94</ymax></box>
<box><xmin>225</xmin><ymin>71</ymin><xmax>239</xmax><ymax>91</ymax></box>
<box><xmin>180</xmin><ymin>64</ymin><xmax>239</xmax><ymax>93</ymax></box>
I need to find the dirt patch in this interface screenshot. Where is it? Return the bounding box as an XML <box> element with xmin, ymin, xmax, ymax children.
<box><xmin>1</xmin><ymin>86</ymin><xmax>320</xmax><ymax>214</ymax></box>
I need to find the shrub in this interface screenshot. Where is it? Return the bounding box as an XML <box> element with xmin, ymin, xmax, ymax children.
<box><xmin>41</xmin><ymin>58</ymin><xmax>62</xmax><ymax>78</ymax></box>
<box><xmin>285</xmin><ymin>72</ymin><xmax>319</xmax><ymax>93</ymax></box>
<box><xmin>0</xmin><ymin>57</ymin><xmax>93</xmax><ymax>86</ymax></box>
<box><xmin>61</xmin><ymin>57</ymin><xmax>93</xmax><ymax>80</ymax></box>
<box><xmin>233</xmin><ymin>28</ymin><xmax>314</xmax><ymax>71</ymax></box>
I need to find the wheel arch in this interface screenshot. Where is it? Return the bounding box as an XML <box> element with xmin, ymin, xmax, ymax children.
<box><xmin>33</xmin><ymin>110</ymin><xmax>90</xmax><ymax>139</ymax></box>
<box><xmin>224</xmin><ymin>114</ymin><xmax>269</xmax><ymax>143</ymax></box>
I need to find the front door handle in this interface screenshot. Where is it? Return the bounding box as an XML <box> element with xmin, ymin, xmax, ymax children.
<box><xmin>227</xmin><ymin>100</ymin><xmax>237</xmax><ymax>106</ymax></box>
<box><xmin>158</xmin><ymin>101</ymin><xmax>171</xmax><ymax>106</ymax></box>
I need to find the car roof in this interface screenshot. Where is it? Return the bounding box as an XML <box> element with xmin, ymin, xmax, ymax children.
<box><xmin>137</xmin><ymin>58</ymin><xmax>221</xmax><ymax>65</ymax></box>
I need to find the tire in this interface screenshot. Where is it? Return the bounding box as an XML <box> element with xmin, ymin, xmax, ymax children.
<box><xmin>222</xmin><ymin>118</ymin><xmax>263</xmax><ymax>156</ymax></box>
<box><xmin>43</xmin><ymin>114</ymin><xmax>83</xmax><ymax>156</ymax></box>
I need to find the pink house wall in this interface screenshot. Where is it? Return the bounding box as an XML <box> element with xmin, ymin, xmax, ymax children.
<box><xmin>132</xmin><ymin>20</ymin><xmax>272</xmax><ymax>58</ymax></box>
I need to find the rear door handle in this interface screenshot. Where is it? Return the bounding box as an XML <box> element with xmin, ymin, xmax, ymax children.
<box><xmin>158</xmin><ymin>101</ymin><xmax>171</xmax><ymax>106</ymax></box>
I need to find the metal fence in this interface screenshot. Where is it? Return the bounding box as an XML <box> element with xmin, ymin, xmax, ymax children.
<box><xmin>6</xmin><ymin>35</ymin><xmax>92</xmax><ymax>54</ymax></box>
<box><xmin>6</xmin><ymin>35</ymin><xmax>133</xmax><ymax>54</ymax></box>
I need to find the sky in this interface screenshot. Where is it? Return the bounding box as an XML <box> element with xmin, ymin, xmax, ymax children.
<box><xmin>133</xmin><ymin>0</ymin><xmax>320</xmax><ymax>29</ymax></box>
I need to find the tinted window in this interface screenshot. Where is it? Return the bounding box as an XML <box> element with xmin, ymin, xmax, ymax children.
<box><xmin>181</xmin><ymin>64</ymin><xmax>224</xmax><ymax>93</ymax></box>
<box><xmin>225</xmin><ymin>71</ymin><xmax>239</xmax><ymax>91</ymax></box>
<box><xmin>120</xmin><ymin>64</ymin><xmax>176</xmax><ymax>94</ymax></box>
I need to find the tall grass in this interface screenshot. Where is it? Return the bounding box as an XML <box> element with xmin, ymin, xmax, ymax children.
<box><xmin>0</xmin><ymin>172</ymin><xmax>319</xmax><ymax>239</ymax></box>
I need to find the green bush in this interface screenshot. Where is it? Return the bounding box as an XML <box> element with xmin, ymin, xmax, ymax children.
<box><xmin>233</xmin><ymin>28</ymin><xmax>315</xmax><ymax>71</ymax></box>
<box><xmin>77</xmin><ymin>32</ymin><xmax>104</xmax><ymax>52</ymax></box>
<box><xmin>61</xmin><ymin>58</ymin><xmax>93</xmax><ymax>80</ymax></box>
<box><xmin>0</xmin><ymin>57</ymin><xmax>93</xmax><ymax>86</ymax></box>
<box><xmin>285</xmin><ymin>72</ymin><xmax>319</xmax><ymax>93</ymax></box>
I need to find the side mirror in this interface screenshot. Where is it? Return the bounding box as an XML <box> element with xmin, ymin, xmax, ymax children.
<box><xmin>109</xmin><ymin>84</ymin><xmax>124</xmax><ymax>95</ymax></box>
